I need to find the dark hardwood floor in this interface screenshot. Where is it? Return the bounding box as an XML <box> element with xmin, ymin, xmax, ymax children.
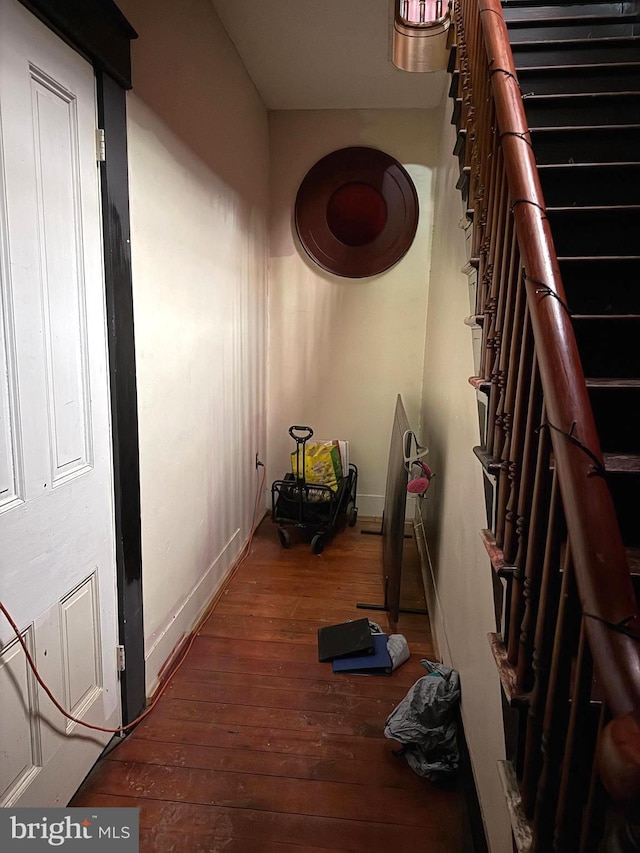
<box><xmin>72</xmin><ymin>516</ymin><xmax>470</xmax><ymax>851</ymax></box>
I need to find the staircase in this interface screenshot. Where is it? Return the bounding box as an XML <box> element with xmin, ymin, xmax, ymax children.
<box><xmin>449</xmin><ymin>0</ymin><xmax>640</xmax><ymax>848</ymax></box>
<box><xmin>506</xmin><ymin>0</ymin><xmax>640</xmax><ymax>597</ymax></box>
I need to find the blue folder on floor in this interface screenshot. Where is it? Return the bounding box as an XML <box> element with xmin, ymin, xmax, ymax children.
<box><xmin>331</xmin><ymin>633</ymin><xmax>392</xmax><ymax>675</ymax></box>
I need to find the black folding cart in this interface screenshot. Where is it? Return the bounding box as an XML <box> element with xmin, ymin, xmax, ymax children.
<box><xmin>271</xmin><ymin>425</ymin><xmax>358</xmax><ymax>554</ymax></box>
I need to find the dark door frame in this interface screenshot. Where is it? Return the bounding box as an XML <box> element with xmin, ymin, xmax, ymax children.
<box><xmin>17</xmin><ymin>0</ymin><xmax>145</xmax><ymax>724</ymax></box>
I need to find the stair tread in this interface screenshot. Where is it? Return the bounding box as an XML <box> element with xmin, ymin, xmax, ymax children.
<box><xmin>548</xmin><ymin>203</ymin><xmax>640</xmax><ymax>211</ymax></box>
<box><xmin>512</xmin><ymin>34</ymin><xmax>640</xmax><ymax>48</ymax></box>
<box><xmin>507</xmin><ymin>13</ymin><xmax>640</xmax><ymax>26</ymax></box>
<box><xmin>558</xmin><ymin>255</ymin><xmax>640</xmax><ymax>261</ymax></box>
<box><xmin>453</xmin><ymin>130</ymin><xmax>466</xmax><ymax>156</ymax></box>
<box><xmin>488</xmin><ymin>632</ymin><xmax>531</xmax><ymax>707</ymax></box>
<box><xmin>603</xmin><ymin>452</ymin><xmax>640</xmax><ymax>473</ymax></box>
<box><xmin>530</xmin><ymin>122</ymin><xmax>640</xmax><ymax>132</ymax></box>
<box><xmin>503</xmin><ymin>0</ymin><xmax>639</xmax><ymax>5</ymax></box>
<box><xmin>538</xmin><ymin>161</ymin><xmax>640</xmax><ymax>169</ymax></box>
<box><xmin>509</xmin><ymin>28</ymin><xmax>640</xmax><ymax>49</ymax></box>
<box><xmin>572</xmin><ymin>314</ymin><xmax>640</xmax><ymax>320</ymax></box>
<box><xmin>559</xmin><ymin>254</ymin><xmax>640</xmax><ymax>260</ymax></box>
<box><xmin>473</xmin><ymin>445</ymin><xmax>504</xmax><ymax>474</ymax></box>
<box><xmin>549</xmin><ymin>451</ymin><xmax>640</xmax><ymax>473</ymax></box>
<box><xmin>518</xmin><ymin>61</ymin><xmax>640</xmax><ymax>74</ymax></box>
<box><xmin>524</xmin><ymin>90</ymin><xmax>640</xmax><ymax>101</ymax></box>
<box><xmin>507</xmin><ymin>10</ymin><xmax>638</xmax><ymax>21</ymax></box>
<box><xmin>586</xmin><ymin>377</ymin><xmax>640</xmax><ymax>388</ymax></box>
<box><xmin>626</xmin><ymin>547</ymin><xmax>640</xmax><ymax>574</ymax></box>
<box><xmin>503</xmin><ymin>0</ymin><xmax>636</xmax><ymax>4</ymax></box>
<box><xmin>480</xmin><ymin>527</ymin><xmax>640</xmax><ymax>579</ymax></box>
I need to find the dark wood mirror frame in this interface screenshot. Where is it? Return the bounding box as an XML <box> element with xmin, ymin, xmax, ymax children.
<box><xmin>295</xmin><ymin>146</ymin><xmax>419</xmax><ymax>278</ymax></box>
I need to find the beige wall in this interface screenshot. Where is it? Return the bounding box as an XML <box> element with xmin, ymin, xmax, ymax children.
<box><xmin>268</xmin><ymin>109</ymin><xmax>439</xmax><ymax>515</ymax></box>
<box><xmin>117</xmin><ymin>0</ymin><xmax>269</xmax><ymax>691</ymax></box>
<box><xmin>417</xmin><ymin>97</ymin><xmax>512</xmax><ymax>852</ymax></box>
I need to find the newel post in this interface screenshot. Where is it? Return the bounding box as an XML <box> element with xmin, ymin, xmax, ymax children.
<box><xmin>597</xmin><ymin>714</ymin><xmax>640</xmax><ymax>820</ymax></box>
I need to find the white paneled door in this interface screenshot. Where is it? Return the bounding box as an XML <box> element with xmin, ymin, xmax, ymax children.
<box><xmin>0</xmin><ymin>0</ymin><xmax>120</xmax><ymax>805</ymax></box>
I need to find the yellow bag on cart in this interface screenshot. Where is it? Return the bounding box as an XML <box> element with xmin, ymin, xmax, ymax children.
<box><xmin>291</xmin><ymin>441</ymin><xmax>343</xmax><ymax>492</ymax></box>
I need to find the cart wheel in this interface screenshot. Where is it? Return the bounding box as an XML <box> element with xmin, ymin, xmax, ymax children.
<box><xmin>348</xmin><ymin>504</ymin><xmax>358</xmax><ymax>527</ymax></box>
<box><xmin>311</xmin><ymin>534</ymin><xmax>324</xmax><ymax>555</ymax></box>
<box><xmin>278</xmin><ymin>528</ymin><xmax>291</xmax><ymax>549</ymax></box>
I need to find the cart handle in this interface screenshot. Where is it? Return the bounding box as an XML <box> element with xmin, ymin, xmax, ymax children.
<box><xmin>289</xmin><ymin>425</ymin><xmax>314</xmax><ymax>442</ymax></box>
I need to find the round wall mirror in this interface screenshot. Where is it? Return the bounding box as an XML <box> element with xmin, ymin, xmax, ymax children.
<box><xmin>294</xmin><ymin>147</ymin><xmax>419</xmax><ymax>278</ymax></box>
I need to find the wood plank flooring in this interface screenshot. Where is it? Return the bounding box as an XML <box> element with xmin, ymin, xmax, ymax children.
<box><xmin>71</xmin><ymin>517</ymin><xmax>470</xmax><ymax>852</ymax></box>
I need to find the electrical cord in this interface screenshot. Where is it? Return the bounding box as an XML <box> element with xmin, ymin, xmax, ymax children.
<box><xmin>536</xmin><ymin>419</ymin><xmax>607</xmax><ymax>480</ymax></box>
<box><xmin>583</xmin><ymin>611</ymin><xmax>640</xmax><ymax>644</ymax></box>
<box><xmin>525</xmin><ymin>274</ymin><xmax>573</xmax><ymax>319</ymax></box>
<box><xmin>0</xmin><ymin>461</ymin><xmax>268</xmax><ymax>735</ymax></box>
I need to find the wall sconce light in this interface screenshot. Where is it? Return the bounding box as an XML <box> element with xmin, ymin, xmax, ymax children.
<box><xmin>392</xmin><ymin>0</ymin><xmax>451</xmax><ymax>73</ymax></box>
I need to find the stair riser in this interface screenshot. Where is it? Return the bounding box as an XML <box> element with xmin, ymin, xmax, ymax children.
<box><xmin>608</xmin><ymin>472</ymin><xmax>640</xmax><ymax>546</ymax></box>
<box><xmin>560</xmin><ymin>259</ymin><xmax>640</xmax><ymax>314</ymax></box>
<box><xmin>513</xmin><ymin>41</ymin><xmax>640</xmax><ymax>66</ymax></box>
<box><xmin>539</xmin><ymin>165</ymin><xmax>640</xmax><ymax>206</ymax></box>
<box><xmin>508</xmin><ymin>22</ymin><xmax>639</xmax><ymax>42</ymax></box>
<box><xmin>530</xmin><ymin>127</ymin><xmax>640</xmax><ymax>164</ymax></box>
<box><xmin>573</xmin><ymin>318</ymin><xmax>640</xmax><ymax>378</ymax></box>
<box><xmin>449</xmin><ymin>71</ymin><xmax>459</xmax><ymax>100</ymax></box>
<box><xmin>524</xmin><ymin>96</ymin><xmax>640</xmax><ymax>127</ymax></box>
<box><xmin>547</xmin><ymin>208</ymin><xmax>640</xmax><ymax>256</ymax></box>
<box><xmin>504</xmin><ymin>3</ymin><xmax>640</xmax><ymax>21</ymax></box>
<box><xmin>518</xmin><ymin>68</ymin><xmax>640</xmax><ymax>95</ymax></box>
<box><xmin>588</xmin><ymin>386</ymin><xmax>640</xmax><ymax>452</ymax></box>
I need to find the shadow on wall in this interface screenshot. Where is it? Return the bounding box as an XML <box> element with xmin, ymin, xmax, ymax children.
<box><xmin>415</xmin><ymin>439</ymin><xmax>444</xmax><ymax>583</ymax></box>
<box><xmin>118</xmin><ymin>0</ymin><xmax>269</xmax><ymax>210</ymax></box>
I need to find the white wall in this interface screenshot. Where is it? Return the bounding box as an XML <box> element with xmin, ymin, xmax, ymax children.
<box><xmin>417</xmin><ymin>98</ymin><xmax>512</xmax><ymax>852</ymax></box>
<box><xmin>268</xmin><ymin>109</ymin><xmax>439</xmax><ymax>516</ymax></box>
<box><xmin>117</xmin><ymin>0</ymin><xmax>269</xmax><ymax>692</ymax></box>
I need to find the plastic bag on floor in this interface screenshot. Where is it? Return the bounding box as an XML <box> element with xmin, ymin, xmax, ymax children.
<box><xmin>368</xmin><ymin>621</ymin><xmax>410</xmax><ymax>671</ymax></box>
<box><xmin>383</xmin><ymin>659</ymin><xmax>461</xmax><ymax>781</ymax></box>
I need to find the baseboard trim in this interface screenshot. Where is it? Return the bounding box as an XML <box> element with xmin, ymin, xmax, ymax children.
<box><xmin>458</xmin><ymin>707</ymin><xmax>491</xmax><ymax>853</ymax></box>
<box><xmin>144</xmin><ymin>528</ymin><xmax>241</xmax><ymax>694</ymax></box>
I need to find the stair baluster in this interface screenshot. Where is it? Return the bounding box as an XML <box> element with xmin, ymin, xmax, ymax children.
<box><xmin>449</xmin><ymin>0</ymin><xmax>640</xmax><ymax>846</ymax></box>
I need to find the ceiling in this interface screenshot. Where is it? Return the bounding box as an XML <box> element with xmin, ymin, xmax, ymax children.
<box><xmin>210</xmin><ymin>0</ymin><xmax>448</xmax><ymax>111</ymax></box>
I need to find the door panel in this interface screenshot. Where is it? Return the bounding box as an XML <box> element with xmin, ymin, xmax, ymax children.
<box><xmin>0</xmin><ymin>118</ymin><xmax>20</xmax><ymax>511</ymax></box>
<box><xmin>0</xmin><ymin>0</ymin><xmax>120</xmax><ymax>806</ymax></box>
<box><xmin>0</xmin><ymin>628</ymin><xmax>40</xmax><ymax>800</ymax></box>
<box><xmin>32</xmin><ymin>67</ymin><xmax>93</xmax><ymax>484</ymax></box>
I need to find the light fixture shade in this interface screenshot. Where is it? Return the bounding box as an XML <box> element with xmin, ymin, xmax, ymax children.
<box><xmin>392</xmin><ymin>1</ymin><xmax>451</xmax><ymax>73</ymax></box>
